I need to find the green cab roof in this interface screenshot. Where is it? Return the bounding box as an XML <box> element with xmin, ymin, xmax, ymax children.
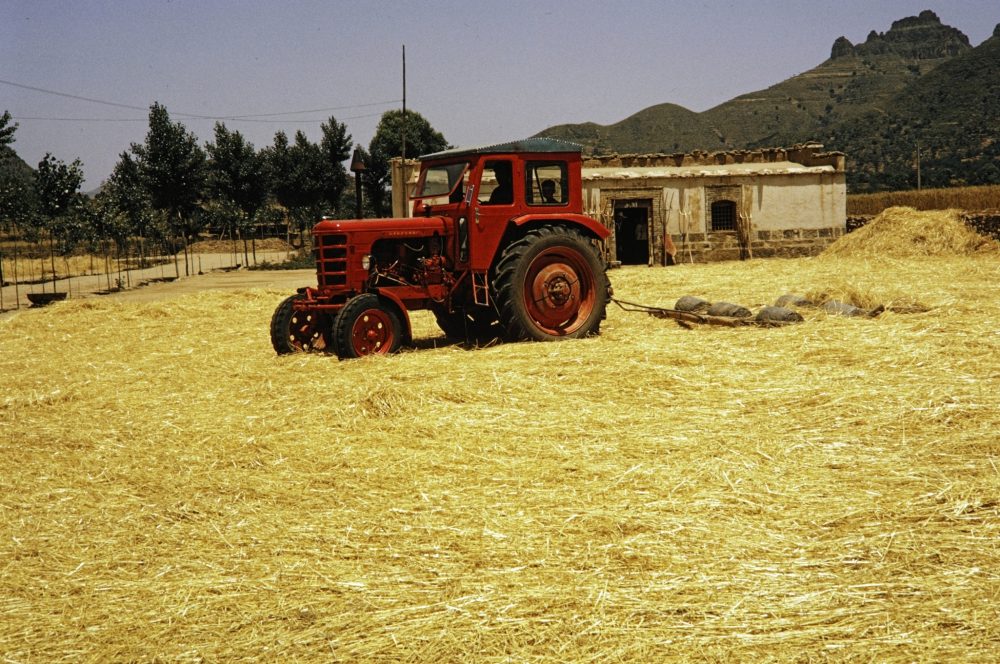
<box><xmin>420</xmin><ymin>137</ymin><xmax>582</xmax><ymax>161</ymax></box>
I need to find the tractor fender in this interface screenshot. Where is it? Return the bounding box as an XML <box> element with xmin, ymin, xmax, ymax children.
<box><xmin>372</xmin><ymin>289</ymin><xmax>413</xmax><ymax>344</ymax></box>
<box><xmin>509</xmin><ymin>213</ymin><xmax>610</xmax><ymax>241</ymax></box>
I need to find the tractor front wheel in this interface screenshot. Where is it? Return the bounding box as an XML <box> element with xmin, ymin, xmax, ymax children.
<box><xmin>493</xmin><ymin>226</ymin><xmax>608</xmax><ymax>341</ymax></box>
<box><xmin>333</xmin><ymin>294</ymin><xmax>403</xmax><ymax>359</ymax></box>
<box><xmin>270</xmin><ymin>294</ymin><xmax>332</xmax><ymax>354</ymax></box>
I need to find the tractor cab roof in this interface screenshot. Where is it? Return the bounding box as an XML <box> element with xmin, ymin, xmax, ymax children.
<box><xmin>420</xmin><ymin>137</ymin><xmax>583</xmax><ymax>161</ymax></box>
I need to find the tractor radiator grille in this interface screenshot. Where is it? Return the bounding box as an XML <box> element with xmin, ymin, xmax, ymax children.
<box><xmin>316</xmin><ymin>234</ymin><xmax>348</xmax><ymax>287</ymax></box>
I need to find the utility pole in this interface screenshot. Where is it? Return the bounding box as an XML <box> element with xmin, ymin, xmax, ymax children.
<box><xmin>401</xmin><ymin>44</ymin><xmax>407</xmax><ymax>162</ymax></box>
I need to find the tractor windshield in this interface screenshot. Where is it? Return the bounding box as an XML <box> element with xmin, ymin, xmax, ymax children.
<box><xmin>413</xmin><ymin>162</ymin><xmax>470</xmax><ymax>205</ymax></box>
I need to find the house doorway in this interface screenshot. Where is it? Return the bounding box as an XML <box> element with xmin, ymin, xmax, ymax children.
<box><xmin>614</xmin><ymin>200</ymin><xmax>651</xmax><ymax>265</ymax></box>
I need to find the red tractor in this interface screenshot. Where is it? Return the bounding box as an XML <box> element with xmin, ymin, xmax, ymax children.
<box><xmin>270</xmin><ymin>138</ymin><xmax>612</xmax><ymax>359</ymax></box>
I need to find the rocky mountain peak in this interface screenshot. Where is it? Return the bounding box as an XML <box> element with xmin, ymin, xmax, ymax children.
<box><xmin>830</xmin><ymin>10</ymin><xmax>972</xmax><ymax>60</ymax></box>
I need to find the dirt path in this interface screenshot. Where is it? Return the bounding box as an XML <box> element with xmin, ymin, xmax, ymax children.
<box><xmin>1</xmin><ymin>251</ymin><xmax>311</xmax><ymax>316</ymax></box>
<box><xmin>96</xmin><ymin>266</ymin><xmax>315</xmax><ymax>304</ymax></box>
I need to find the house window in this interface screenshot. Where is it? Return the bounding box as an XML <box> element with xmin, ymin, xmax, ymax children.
<box><xmin>711</xmin><ymin>200</ymin><xmax>737</xmax><ymax>231</ymax></box>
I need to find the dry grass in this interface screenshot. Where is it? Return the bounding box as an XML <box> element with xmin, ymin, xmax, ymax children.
<box><xmin>2</xmin><ymin>212</ymin><xmax>999</xmax><ymax>661</ymax></box>
<box><xmin>188</xmin><ymin>238</ymin><xmax>294</xmax><ymax>254</ymax></box>
<box><xmin>1</xmin><ymin>253</ymin><xmax>113</xmax><ymax>284</ymax></box>
<box><xmin>847</xmin><ymin>184</ymin><xmax>1000</xmax><ymax>216</ymax></box>
<box><xmin>1</xmin><ymin>239</ymin><xmax>292</xmax><ymax>285</ymax></box>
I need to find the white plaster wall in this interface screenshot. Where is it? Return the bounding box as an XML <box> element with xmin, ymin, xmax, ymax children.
<box><xmin>585</xmin><ymin>172</ymin><xmax>845</xmax><ymax>234</ymax></box>
<box><xmin>750</xmin><ymin>173</ymin><xmax>846</xmax><ymax>230</ymax></box>
<box><xmin>659</xmin><ymin>185</ymin><xmax>704</xmax><ymax>235</ymax></box>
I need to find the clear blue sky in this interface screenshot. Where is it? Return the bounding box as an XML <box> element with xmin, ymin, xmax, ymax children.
<box><xmin>3</xmin><ymin>0</ymin><xmax>998</xmax><ymax>188</ymax></box>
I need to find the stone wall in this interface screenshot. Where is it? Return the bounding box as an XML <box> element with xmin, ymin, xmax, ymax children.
<box><xmin>961</xmin><ymin>212</ymin><xmax>1000</xmax><ymax>241</ymax></box>
<box><xmin>847</xmin><ymin>212</ymin><xmax>1000</xmax><ymax>241</ymax></box>
<box><xmin>668</xmin><ymin>227</ymin><xmax>845</xmax><ymax>263</ymax></box>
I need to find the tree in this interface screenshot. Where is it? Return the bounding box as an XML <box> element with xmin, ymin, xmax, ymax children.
<box><xmin>36</xmin><ymin>154</ymin><xmax>84</xmax><ymax>232</ymax></box>
<box><xmin>206</xmin><ymin>123</ymin><xmax>268</xmax><ymax>219</ymax></box>
<box><xmin>131</xmin><ymin>102</ymin><xmax>207</xmax><ymax>275</ymax></box>
<box><xmin>102</xmin><ymin>151</ymin><xmax>160</xmax><ymax>270</ymax></box>
<box><xmin>105</xmin><ymin>152</ymin><xmax>154</xmax><ymax>240</ymax></box>
<box><xmin>0</xmin><ymin>110</ymin><xmax>36</xmax><ymax>233</ymax></box>
<box><xmin>319</xmin><ymin>115</ymin><xmax>353</xmax><ymax>216</ymax></box>
<box><xmin>364</xmin><ymin>109</ymin><xmax>448</xmax><ymax>216</ymax></box>
<box><xmin>81</xmin><ymin>196</ymin><xmax>130</xmax><ymax>291</ymax></box>
<box><xmin>206</xmin><ymin>123</ymin><xmax>268</xmax><ymax>263</ymax></box>
<box><xmin>35</xmin><ymin>153</ymin><xmax>85</xmax><ymax>289</ymax></box>
<box><xmin>264</xmin><ymin>130</ymin><xmax>328</xmax><ymax>246</ymax></box>
<box><xmin>0</xmin><ymin>110</ymin><xmax>17</xmax><ymax>147</ymax></box>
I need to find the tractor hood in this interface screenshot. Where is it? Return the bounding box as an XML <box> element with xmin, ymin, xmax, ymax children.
<box><xmin>313</xmin><ymin>216</ymin><xmax>451</xmax><ymax>236</ymax></box>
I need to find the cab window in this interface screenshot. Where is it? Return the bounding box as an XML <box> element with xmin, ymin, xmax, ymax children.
<box><xmin>526</xmin><ymin>161</ymin><xmax>568</xmax><ymax>206</ymax></box>
<box><xmin>413</xmin><ymin>162</ymin><xmax>469</xmax><ymax>205</ymax></box>
<box><xmin>479</xmin><ymin>160</ymin><xmax>514</xmax><ymax>205</ymax></box>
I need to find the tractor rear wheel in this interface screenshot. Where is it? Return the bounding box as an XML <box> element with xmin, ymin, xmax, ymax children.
<box><xmin>493</xmin><ymin>226</ymin><xmax>608</xmax><ymax>341</ymax></box>
<box><xmin>333</xmin><ymin>293</ymin><xmax>403</xmax><ymax>359</ymax></box>
<box><xmin>270</xmin><ymin>294</ymin><xmax>332</xmax><ymax>354</ymax></box>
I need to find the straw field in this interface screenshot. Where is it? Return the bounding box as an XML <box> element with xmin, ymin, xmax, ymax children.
<box><xmin>847</xmin><ymin>184</ymin><xmax>1000</xmax><ymax>216</ymax></box>
<box><xmin>2</xmin><ymin>209</ymin><xmax>998</xmax><ymax>661</ymax></box>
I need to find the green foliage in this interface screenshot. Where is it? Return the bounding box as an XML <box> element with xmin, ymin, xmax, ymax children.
<box><xmin>0</xmin><ymin>112</ymin><xmax>38</xmax><ymax>231</ymax></box>
<box><xmin>264</xmin><ymin>130</ymin><xmax>329</xmax><ymax>237</ymax></box>
<box><xmin>35</xmin><ymin>153</ymin><xmax>85</xmax><ymax>251</ymax></box>
<box><xmin>205</xmin><ymin>123</ymin><xmax>268</xmax><ymax>237</ymax></box>
<box><xmin>364</xmin><ymin>109</ymin><xmax>447</xmax><ymax>216</ymax></box>
<box><xmin>0</xmin><ymin>110</ymin><xmax>17</xmax><ymax>147</ymax></box>
<box><xmin>130</xmin><ymin>103</ymin><xmax>208</xmax><ymax>229</ymax></box>
<box><xmin>100</xmin><ymin>151</ymin><xmax>158</xmax><ymax>246</ymax></box>
<box><xmin>319</xmin><ymin>116</ymin><xmax>352</xmax><ymax>213</ymax></box>
<box><xmin>0</xmin><ymin>151</ymin><xmax>36</xmax><ymax>231</ymax></box>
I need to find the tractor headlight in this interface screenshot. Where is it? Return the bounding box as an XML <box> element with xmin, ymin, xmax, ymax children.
<box><xmin>361</xmin><ymin>254</ymin><xmax>371</xmax><ymax>270</ymax></box>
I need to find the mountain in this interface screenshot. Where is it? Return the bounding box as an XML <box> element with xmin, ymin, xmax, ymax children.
<box><xmin>535</xmin><ymin>11</ymin><xmax>999</xmax><ymax>192</ymax></box>
<box><xmin>829</xmin><ymin>23</ymin><xmax>1000</xmax><ymax>190</ymax></box>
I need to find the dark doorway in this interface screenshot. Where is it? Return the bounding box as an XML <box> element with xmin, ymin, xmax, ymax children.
<box><xmin>614</xmin><ymin>201</ymin><xmax>651</xmax><ymax>265</ymax></box>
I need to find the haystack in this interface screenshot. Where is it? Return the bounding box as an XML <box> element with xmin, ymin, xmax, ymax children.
<box><xmin>823</xmin><ymin>206</ymin><xmax>999</xmax><ymax>258</ymax></box>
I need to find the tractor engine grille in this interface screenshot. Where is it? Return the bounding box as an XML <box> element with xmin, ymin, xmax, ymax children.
<box><xmin>316</xmin><ymin>234</ymin><xmax>348</xmax><ymax>287</ymax></box>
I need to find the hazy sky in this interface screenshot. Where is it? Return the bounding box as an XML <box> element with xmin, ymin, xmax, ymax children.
<box><xmin>3</xmin><ymin>0</ymin><xmax>998</xmax><ymax>188</ymax></box>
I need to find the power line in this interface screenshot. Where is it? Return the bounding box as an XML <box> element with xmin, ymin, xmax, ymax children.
<box><xmin>228</xmin><ymin>101</ymin><xmax>402</xmax><ymax>119</ymax></box>
<box><xmin>11</xmin><ymin>117</ymin><xmax>148</xmax><ymax>122</ymax></box>
<box><xmin>0</xmin><ymin>77</ymin><xmax>401</xmax><ymax>122</ymax></box>
<box><xmin>12</xmin><ymin>110</ymin><xmax>391</xmax><ymax>124</ymax></box>
<box><xmin>0</xmin><ymin>78</ymin><xmax>149</xmax><ymax>113</ymax></box>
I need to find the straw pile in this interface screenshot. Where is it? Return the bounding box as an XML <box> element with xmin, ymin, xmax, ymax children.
<box><xmin>824</xmin><ymin>206</ymin><xmax>1000</xmax><ymax>258</ymax></box>
<box><xmin>2</xmin><ymin>249</ymin><xmax>998</xmax><ymax>660</ymax></box>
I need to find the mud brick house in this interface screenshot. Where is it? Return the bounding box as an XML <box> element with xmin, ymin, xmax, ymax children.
<box><xmin>580</xmin><ymin>144</ymin><xmax>846</xmax><ymax>265</ymax></box>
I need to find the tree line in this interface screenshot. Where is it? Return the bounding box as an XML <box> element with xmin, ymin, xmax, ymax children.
<box><xmin>0</xmin><ymin>104</ymin><xmax>448</xmax><ymax>277</ymax></box>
